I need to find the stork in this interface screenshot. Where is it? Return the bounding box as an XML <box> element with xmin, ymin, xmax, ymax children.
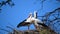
<box><xmin>17</xmin><ymin>13</ymin><xmax>33</xmax><ymax>30</ymax></box>
<box><xmin>33</xmin><ymin>11</ymin><xmax>48</xmax><ymax>30</ymax></box>
<box><xmin>32</xmin><ymin>11</ymin><xmax>43</xmax><ymax>30</ymax></box>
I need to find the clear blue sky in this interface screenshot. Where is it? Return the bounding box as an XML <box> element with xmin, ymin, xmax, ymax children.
<box><xmin>0</xmin><ymin>0</ymin><xmax>60</xmax><ymax>34</ymax></box>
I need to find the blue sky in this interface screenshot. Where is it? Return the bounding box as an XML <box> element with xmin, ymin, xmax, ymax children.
<box><xmin>0</xmin><ymin>0</ymin><xmax>60</xmax><ymax>34</ymax></box>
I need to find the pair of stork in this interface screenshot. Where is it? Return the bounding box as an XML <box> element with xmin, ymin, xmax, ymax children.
<box><xmin>17</xmin><ymin>11</ymin><xmax>48</xmax><ymax>30</ymax></box>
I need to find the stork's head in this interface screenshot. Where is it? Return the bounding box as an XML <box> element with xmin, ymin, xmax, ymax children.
<box><xmin>28</xmin><ymin>13</ymin><xmax>32</xmax><ymax>18</ymax></box>
<box><xmin>34</xmin><ymin>11</ymin><xmax>37</xmax><ymax>18</ymax></box>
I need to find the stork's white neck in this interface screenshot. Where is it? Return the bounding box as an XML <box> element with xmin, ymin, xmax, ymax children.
<box><xmin>34</xmin><ymin>11</ymin><xmax>37</xmax><ymax>18</ymax></box>
<box><xmin>28</xmin><ymin>13</ymin><xmax>32</xmax><ymax>18</ymax></box>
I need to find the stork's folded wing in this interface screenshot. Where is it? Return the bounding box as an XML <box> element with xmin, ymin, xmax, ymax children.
<box><xmin>37</xmin><ymin>23</ymin><xmax>48</xmax><ymax>27</ymax></box>
<box><xmin>17</xmin><ymin>19</ymin><xmax>30</xmax><ymax>28</ymax></box>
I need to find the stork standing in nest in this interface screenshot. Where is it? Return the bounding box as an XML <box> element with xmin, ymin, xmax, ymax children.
<box><xmin>17</xmin><ymin>13</ymin><xmax>32</xmax><ymax>30</ymax></box>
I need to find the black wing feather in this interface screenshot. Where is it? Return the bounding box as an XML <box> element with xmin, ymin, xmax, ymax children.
<box><xmin>17</xmin><ymin>19</ymin><xmax>30</xmax><ymax>28</ymax></box>
<box><xmin>38</xmin><ymin>23</ymin><xmax>48</xmax><ymax>27</ymax></box>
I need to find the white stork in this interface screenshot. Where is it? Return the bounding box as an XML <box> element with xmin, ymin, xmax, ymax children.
<box><xmin>33</xmin><ymin>11</ymin><xmax>47</xmax><ymax>30</ymax></box>
<box><xmin>17</xmin><ymin>13</ymin><xmax>33</xmax><ymax>30</ymax></box>
<box><xmin>33</xmin><ymin>11</ymin><xmax>48</xmax><ymax>30</ymax></box>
